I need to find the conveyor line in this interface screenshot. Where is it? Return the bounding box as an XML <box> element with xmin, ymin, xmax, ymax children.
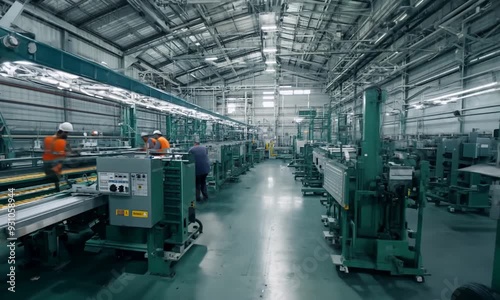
<box><xmin>0</xmin><ymin>192</ymin><xmax>106</xmax><ymax>238</ymax></box>
<box><xmin>0</xmin><ymin>166</ymin><xmax>96</xmax><ymax>187</ymax></box>
<box><xmin>0</xmin><ymin>176</ymin><xmax>97</xmax><ymax>209</ymax></box>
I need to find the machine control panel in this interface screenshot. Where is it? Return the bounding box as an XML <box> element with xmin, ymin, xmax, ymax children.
<box><xmin>131</xmin><ymin>173</ymin><xmax>148</xmax><ymax>196</ymax></box>
<box><xmin>98</xmin><ymin>172</ymin><xmax>130</xmax><ymax>195</ymax></box>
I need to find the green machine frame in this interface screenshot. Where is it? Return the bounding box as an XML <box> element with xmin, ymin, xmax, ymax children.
<box><xmin>428</xmin><ymin>133</ymin><xmax>492</xmax><ymax>213</ymax></box>
<box><xmin>86</xmin><ymin>155</ymin><xmax>199</xmax><ymax>277</ymax></box>
<box><xmin>323</xmin><ymin>87</ymin><xmax>429</xmax><ymax>281</ymax></box>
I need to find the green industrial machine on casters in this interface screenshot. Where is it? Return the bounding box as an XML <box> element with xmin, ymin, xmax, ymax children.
<box><xmin>428</xmin><ymin>132</ymin><xmax>492</xmax><ymax>213</ymax></box>
<box><xmin>323</xmin><ymin>87</ymin><xmax>429</xmax><ymax>281</ymax></box>
<box><xmin>86</xmin><ymin>155</ymin><xmax>201</xmax><ymax>277</ymax></box>
<box><xmin>451</xmin><ymin>181</ymin><xmax>500</xmax><ymax>300</ymax></box>
<box><xmin>299</xmin><ymin>143</ymin><xmax>326</xmax><ymax>196</ymax></box>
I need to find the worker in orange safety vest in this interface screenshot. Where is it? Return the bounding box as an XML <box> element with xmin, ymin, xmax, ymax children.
<box><xmin>42</xmin><ymin>122</ymin><xmax>74</xmax><ymax>192</ymax></box>
<box><xmin>153</xmin><ymin>130</ymin><xmax>170</xmax><ymax>153</ymax></box>
<box><xmin>141</xmin><ymin>132</ymin><xmax>157</xmax><ymax>150</ymax></box>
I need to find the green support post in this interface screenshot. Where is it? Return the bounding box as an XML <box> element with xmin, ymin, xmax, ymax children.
<box><xmin>121</xmin><ymin>105</ymin><xmax>137</xmax><ymax>148</ymax></box>
<box><xmin>308</xmin><ymin>117</ymin><xmax>314</xmax><ymax>141</ymax></box>
<box><xmin>493</xmin><ymin>219</ymin><xmax>500</xmax><ymax>292</ymax></box>
<box><xmin>361</xmin><ymin>88</ymin><xmax>384</xmax><ymax>186</ymax></box>
<box><xmin>327</xmin><ymin>105</ymin><xmax>332</xmax><ymax>143</ymax></box>
<box><xmin>147</xmin><ymin>226</ymin><xmax>174</xmax><ymax>277</ymax></box>
<box><xmin>297</xmin><ymin>122</ymin><xmax>303</xmax><ymax>139</ymax></box>
<box><xmin>0</xmin><ymin>110</ymin><xmax>14</xmax><ymax>169</ymax></box>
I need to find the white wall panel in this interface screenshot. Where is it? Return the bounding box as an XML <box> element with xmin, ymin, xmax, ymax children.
<box><xmin>14</xmin><ymin>14</ymin><xmax>61</xmax><ymax>48</ymax></box>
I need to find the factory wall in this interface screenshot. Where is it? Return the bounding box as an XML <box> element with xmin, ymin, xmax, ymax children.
<box><xmin>193</xmin><ymin>74</ymin><xmax>330</xmax><ymax>144</ymax></box>
<box><xmin>0</xmin><ymin>78</ymin><xmax>117</xmax><ymax>150</ymax></box>
<box><xmin>375</xmin><ymin>3</ymin><xmax>500</xmax><ymax>139</ymax></box>
<box><xmin>13</xmin><ymin>15</ymin><xmax>123</xmax><ymax>71</ymax></box>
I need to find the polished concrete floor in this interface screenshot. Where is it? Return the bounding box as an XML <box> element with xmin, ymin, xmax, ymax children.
<box><xmin>0</xmin><ymin>160</ymin><xmax>497</xmax><ymax>300</ymax></box>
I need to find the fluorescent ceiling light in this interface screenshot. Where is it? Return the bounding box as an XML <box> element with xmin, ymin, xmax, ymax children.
<box><xmin>265</xmin><ymin>69</ymin><xmax>276</xmax><ymax>72</ymax></box>
<box><xmin>263</xmin><ymin>91</ymin><xmax>274</xmax><ymax>94</ymax></box>
<box><xmin>434</xmin><ymin>88</ymin><xmax>500</xmax><ymax>105</ymax></box>
<box><xmin>397</xmin><ymin>14</ymin><xmax>408</xmax><ymax>22</ymax></box>
<box><xmin>263</xmin><ymin>48</ymin><xmax>277</xmax><ymax>53</ymax></box>
<box><xmin>415</xmin><ymin>0</ymin><xmax>424</xmax><ymax>7</ymax></box>
<box><xmin>262</xmin><ymin>25</ymin><xmax>277</xmax><ymax>31</ymax></box>
<box><xmin>195</xmin><ymin>42</ymin><xmax>201</xmax><ymax>46</ymax></box>
<box><xmin>424</xmin><ymin>82</ymin><xmax>499</xmax><ymax>103</ymax></box>
<box><xmin>14</xmin><ymin>61</ymin><xmax>35</xmax><ymax>65</ymax></box>
<box><xmin>265</xmin><ymin>61</ymin><xmax>276</xmax><ymax>64</ymax></box>
<box><xmin>39</xmin><ymin>76</ymin><xmax>59</xmax><ymax>85</ymax></box>
<box><xmin>293</xmin><ymin>90</ymin><xmax>310</xmax><ymax>95</ymax></box>
<box><xmin>205</xmin><ymin>57</ymin><xmax>217</xmax><ymax>61</ymax></box>
<box><xmin>473</xmin><ymin>50</ymin><xmax>500</xmax><ymax>62</ymax></box>
<box><xmin>279</xmin><ymin>90</ymin><xmax>293</xmax><ymax>95</ymax></box>
<box><xmin>262</xmin><ymin>101</ymin><xmax>274</xmax><ymax>108</ymax></box>
<box><xmin>101</xmin><ymin>61</ymin><xmax>107</xmax><ymax>65</ymax></box>
<box><xmin>95</xmin><ymin>95</ymin><xmax>104</xmax><ymax>99</ymax></box>
<box><xmin>226</xmin><ymin>97</ymin><xmax>237</xmax><ymax>100</ymax></box>
<box><xmin>413</xmin><ymin>66</ymin><xmax>459</xmax><ymax>85</ymax></box>
<box><xmin>294</xmin><ymin>117</ymin><xmax>304</xmax><ymax>123</ymax></box>
<box><xmin>375</xmin><ymin>33</ymin><xmax>387</xmax><ymax>44</ymax></box>
<box><xmin>263</xmin><ymin>96</ymin><xmax>274</xmax><ymax>100</ymax></box>
<box><xmin>59</xmin><ymin>82</ymin><xmax>71</xmax><ymax>89</ymax></box>
<box><xmin>280</xmin><ymin>85</ymin><xmax>292</xmax><ymax>88</ymax></box>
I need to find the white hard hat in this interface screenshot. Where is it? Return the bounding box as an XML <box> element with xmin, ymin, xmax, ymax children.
<box><xmin>58</xmin><ymin>122</ymin><xmax>73</xmax><ymax>132</ymax></box>
<box><xmin>141</xmin><ymin>132</ymin><xmax>149</xmax><ymax>137</ymax></box>
<box><xmin>153</xmin><ymin>130</ymin><xmax>162</xmax><ymax>135</ymax></box>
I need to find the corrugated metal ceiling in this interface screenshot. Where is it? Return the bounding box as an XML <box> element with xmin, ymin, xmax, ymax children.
<box><xmin>36</xmin><ymin>0</ymin><xmax>369</xmax><ymax>86</ymax></box>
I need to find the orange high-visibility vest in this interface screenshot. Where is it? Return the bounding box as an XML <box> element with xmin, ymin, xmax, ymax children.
<box><xmin>42</xmin><ymin>136</ymin><xmax>67</xmax><ymax>161</ymax></box>
<box><xmin>157</xmin><ymin>136</ymin><xmax>170</xmax><ymax>149</ymax></box>
<box><xmin>42</xmin><ymin>136</ymin><xmax>66</xmax><ymax>175</ymax></box>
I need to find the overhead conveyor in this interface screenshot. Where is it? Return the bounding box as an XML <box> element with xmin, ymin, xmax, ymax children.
<box><xmin>0</xmin><ymin>26</ymin><xmax>248</xmax><ymax>129</ymax></box>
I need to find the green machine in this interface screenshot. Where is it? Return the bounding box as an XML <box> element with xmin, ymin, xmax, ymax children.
<box><xmin>427</xmin><ymin>132</ymin><xmax>492</xmax><ymax>213</ymax></box>
<box><xmin>451</xmin><ymin>178</ymin><xmax>500</xmax><ymax>299</ymax></box>
<box><xmin>86</xmin><ymin>155</ymin><xmax>201</xmax><ymax>277</ymax></box>
<box><xmin>245</xmin><ymin>141</ymin><xmax>254</xmax><ymax>169</ymax></box>
<box><xmin>298</xmin><ymin>143</ymin><xmax>325</xmax><ymax>195</ymax></box>
<box><xmin>323</xmin><ymin>87</ymin><xmax>429</xmax><ymax>281</ymax></box>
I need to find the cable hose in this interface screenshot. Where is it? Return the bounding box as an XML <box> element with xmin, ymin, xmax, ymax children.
<box><xmin>195</xmin><ymin>218</ymin><xmax>203</xmax><ymax>234</ymax></box>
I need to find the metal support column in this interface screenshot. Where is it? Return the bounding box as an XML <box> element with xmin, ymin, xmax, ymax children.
<box><xmin>459</xmin><ymin>24</ymin><xmax>469</xmax><ymax>134</ymax></box>
<box><xmin>121</xmin><ymin>105</ymin><xmax>137</xmax><ymax>147</ymax></box>
<box><xmin>0</xmin><ymin>1</ymin><xmax>26</xmax><ymax>28</ymax></box>
<box><xmin>362</xmin><ymin>87</ymin><xmax>384</xmax><ymax>185</ymax></box>
<box><xmin>353</xmin><ymin>70</ymin><xmax>358</xmax><ymax>141</ymax></box>
<box><xmin>401</xmin><ymin>57</ymin><xmax>409</xmax><ymax>139</ymax></box>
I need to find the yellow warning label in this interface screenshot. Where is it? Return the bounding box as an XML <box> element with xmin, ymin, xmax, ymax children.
<box><xmin>132</xmin><ymin>210</ymin><xmax>148</xmax><ymax>218</ymax></box>
<box><xmin>116</xmin><ymin>209</ymin><xmax>130</xmax><ymax>216</ymax></box>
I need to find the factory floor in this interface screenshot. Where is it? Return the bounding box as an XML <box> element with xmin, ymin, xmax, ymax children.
<box><xmin>0</xmin><ymin>160</ymin><xmax>497</xmax><ymax>300</ymax></box>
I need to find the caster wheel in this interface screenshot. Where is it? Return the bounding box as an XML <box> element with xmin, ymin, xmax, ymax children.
<box><xmin>415</xmin><ymin>276</ymin><xmax>425</xmax><ymax>283</ymax></box>
<box><xmin>451</xmin><ymin>283</ymin><xmax>496</xmax><ymax>300</ymax></box>
<box><xmin>449</xmin><ymin>207</ymin><xmax>456</xmax><ymax>213</ymax></box>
